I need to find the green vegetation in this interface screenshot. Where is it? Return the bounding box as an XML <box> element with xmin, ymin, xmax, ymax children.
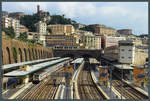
<box><xmin>2</xmin><ymin>27</ymin><xmax>16</xmax><ymax>38</ymax></box>
<box><xmin>17</xmin><ymin>32</ymin><xmax>27</xmax><ymax>41</ymax></box>
<box><xmin>20</xmin><ymin>13</ymin><xmax>77</xmax><ymax>32</ymax></box>
<box><xmin>20</xmin><ymin>14</ymin><xmax>42</xmax><ymax>32</ymax></box>
<box><xmin>13</xmin><ymin>47</ymin><xmax>18</xmax><ymax>63</ymax></box>
<box><xmin>48</xmin><ymin>15</ymin><xmax>77</xmax><ymax>25</ymax></box>
<box><xmin>79</xmin><ymin>25</ymin><xmax>95</xmax><ymax>33</ymax></box>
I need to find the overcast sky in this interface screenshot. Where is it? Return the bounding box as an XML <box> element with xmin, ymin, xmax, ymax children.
<box><xmin>2</xmin><ymin>2</ymin><xmax>148</xmax><ymax>35</ymax></box>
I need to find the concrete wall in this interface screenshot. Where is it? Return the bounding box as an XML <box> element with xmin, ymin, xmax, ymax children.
<box><xmin>2</xmin><ymin>39</ymin><xmax>53</xmax><ymax>65</ymax></box>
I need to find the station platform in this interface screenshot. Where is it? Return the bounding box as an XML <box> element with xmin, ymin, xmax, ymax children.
<box><xmin>92</xmin><ymin>70</ymin><xmax>119</xmax><ymax>99</ymax></box>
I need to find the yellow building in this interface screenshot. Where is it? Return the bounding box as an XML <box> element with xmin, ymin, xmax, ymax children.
<box><xmin>47</xmin><ymin>24</ymin><xmax>75</xmax><ymax>35</ymax></box>
<box><xmin>89</xmin><ymin>24</ymin><xmax>116</xmax><ymax>35</ymax></box>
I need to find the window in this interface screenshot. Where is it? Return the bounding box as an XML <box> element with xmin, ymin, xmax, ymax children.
<box><xmin>121</xmin><ymin>49</ymin><xmax>124</xmax><ymax>51</ymax></box>
<box><xmin>121</xmin><ymin>57</ymin><xmax>124</xmax><ymax>59</ymax></box>
<box><xmin>128</xmin><ymin>49</ymin><xmax>132</xmax><ymax>51</ymax></box>
<box><xmin>128</xmin><ymin>57</ymin><xmax>131</xmax><ymax>59</ymax></box>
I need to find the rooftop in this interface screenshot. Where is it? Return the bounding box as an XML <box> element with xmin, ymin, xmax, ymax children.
<box><xmin>2</xmin><ymin>57</ymin><xmax>60</xmax><ymax>70</ymax></box>
<box><xmin>71</xmin><ymin>58</ymin><xmax>84</xmax><ymax>64</ymax></box>
<box><xmin>4</xmin><ymin>57</ymin><xmax>70</xmax><ymax>77</ymax></box>
<box><xmin>114</xmin><ymin>64</ymin><xmax>133</xmax><ymax>70</ymax></box>
<box><xmin>89</xmin><ymin>58</ymin><xmax>100</xmax><ymax>64</ymax></box>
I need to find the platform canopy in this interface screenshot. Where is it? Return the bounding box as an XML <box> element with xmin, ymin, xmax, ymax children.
<box><xmin>2</xmin><ymin>57</ymin><xmax>60</xmax><ymax>70</ymax></box>
<box><xmin>71</xmin><ymin>58</ymin><xmax>84</xmax><ymax>64</ymax></box>
<box><xmin>114</xmin><ymin>64</ymin><xmax>133</xmax><ymax>70</ymax></box>
<box><xmin>101</xmin><ymin>56</ymin><xmax>117</xmax><ymax>62</ymax></box>
<box><xmin>89</xmin><ymin>58</ymin><xmax>100</xmax><ymax>64</ymax></box>
<box><xmin>4</xmin><ymin>57</ymin><xmax>70</xmax><ymax>77</ymax></box>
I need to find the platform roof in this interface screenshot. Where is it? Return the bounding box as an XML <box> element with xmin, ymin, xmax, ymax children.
<box><xmin>114</xmin><ymin>64</ymin><xmax>133</xmax><ymax>70</ymax></box>
<box><xmin>101</xmin><ymin>56</ymin><xmax>117</xmax><ymax>62</ymax></box>
<box><xmin>89</xmin><ymin>58</ymin><xmax>100</xmax><ymax>64</ymax></box>
<box><xmin>71</xmin><ymin>58</ymin><xmax>84</xmax><ymax>64</ymax></box>
<box><xmin>4</xmin><ymin>57</ymin><xmax>70</xmax><ymax>77</ymax></box>
<box><xmin>2</xmin><ymin>57</ymin><xmax>60</xmax><ymax>70</ymax></box>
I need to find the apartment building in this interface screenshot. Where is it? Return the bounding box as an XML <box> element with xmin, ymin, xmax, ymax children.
<box><xmin>81</xmin><ymin>33</ymin><xmax>101</xmax><ymax>49</ymax></box>
<box><xmin>35</xmin><ymin>21</ymin><xmax>47</xmax><ymax>35</ymax></box>
<box><xmin>47</xmin><ymin>24</ymin><xmax>75</xmax><ymax>35</ymax></box>
<box><xmin>45</xmin><ymin>35</ymin><xmax>77</xmax><ymax>48</ymax></box>
<box><xmin>89</xmin><ymin>24</ymin><xmax>116</xmax><ymax>35</ymax></box>
<box><xmin>119</xmin><ymin>40</ymin><xmax>135</xmax><ymax>64</ymax></box>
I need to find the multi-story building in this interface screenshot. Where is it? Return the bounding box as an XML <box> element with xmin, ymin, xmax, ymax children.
<box><xmin>27</xmin><ymin>32</ymin><xmax>37</xmax><ymax>40</ymax></box>
<box><xmin>89</xmin><ymin>24</ymin><xmax>116</xmax><ymax>35</ymax></box>
<box><xmin>2</xmin><ymin>16</ymin><xmax>12</xmax><ymax>28</ymax></box>
<box><xmin>45</xmin><ymin>35</ymin><xmax>77</xmax><ymax>48</ymax></box>
<box><xmin>119</xmin><ymin>40</ymin><xmax>135</xmax><ymax>64</ymax></box>
<box><xmin>117</xmin><ymin>29</ymin><xmax>132</xmax><ymax>35</ymax></box>
<box><xmin>19</xmin><ymin>25</ymin><xmax>29</xmax><ymax>34</ymax></box>
<box><xmin>47</xmin><ymin>24</ymin><xmax>75</xmax><ymax>35</ymax></box>
<box><xmin>141</xmin><ymin>37</ymin><xmax>148</xmax><ymax>45</ymax></box>
<box><xmin>2</xmin><ymin>16</ymin><xmax>20</xmax><ymax>37</ymax></box>
<box><xmin>27</xmin><ymin>32</ymin><xmax>46</xmax><ymax>46</ymax></box>
<box><xmin>104</xmin><ymin>35</ymin><xmax>126</xmax><ymax>48</ymax></box>
<box><xmin>11</xmin><ymin>18</ymin><xmax>20</xmax><ymax>37</ymax></box>
<box><xmin>35</xmin><ymin>21</ymin><xmax>47</xmax><ymax>35</ymax></box>
<box><xmin>81</xmin><ymin>33</ymin><xmax>101</xmax><ymax>49</ymax></box>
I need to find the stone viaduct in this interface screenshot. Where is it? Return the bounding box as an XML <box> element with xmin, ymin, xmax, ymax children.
<box><xmin>2</xmin><ymin>39</ymin><xmax>53</xmax><ymax>65</ymax></box>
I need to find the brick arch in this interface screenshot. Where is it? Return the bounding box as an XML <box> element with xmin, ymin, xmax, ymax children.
<box><xmin>12</xmin><ymin>47</ymin><xmax>18</xmax><ymax>63</ymax></box>
<box><xmin>24</xmin><ymin>48</ymin><xmax>27</xmax><ymax>61</ymax></box>
<box><xmin>2</xmin><ymin>39</ymin><xmax>53</xmax><ymax>64</ymax></box>
<box><xmin>38</xmin><ymin>49</ymin><xmax>41</xmax><ymax>59</ymax></box>
<box><xmin>6</xmin><ymin>47</ymin><xmax>11</xmax><ymax>64</ymax></box>
<box><xmin>32</xmin><ymin>48</ymin><xmax>35</xmax><ymax>60</ymax></box>
<box><xmin>28</xmin><ymin>48</ymin><xmax>32</xmax><ymax>61</ymax></box>
<box><xmin>44</xmin><ymin>51</ymin><xmax>46</xmax><ymax>58</ymax></box>
<box><xmin>18</xmin><ymin>48</ymin><xmax>23</xmax><ymax>62</ymax></box>
<box><xmin>40</xmin><ymin>50</ymin><xmax>42</xmax><ymax>59</ymax></box>
<box><xmin>35</xmin><ymin>49</ymin><xmax>38</xmax><ymax>59</ymax></box>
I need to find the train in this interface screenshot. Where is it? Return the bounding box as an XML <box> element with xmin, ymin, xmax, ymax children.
<box><xmin>32</xmin><ymin>60</ymin><xmax>70</xmax><ymax>83</ymax></box>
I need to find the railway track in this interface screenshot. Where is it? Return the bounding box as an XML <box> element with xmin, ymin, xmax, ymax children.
<box><xmin>15</xmin><ymin>68</ymin><xmax>64</xmax><ymax>100</ymax></box>
<box><xmin>112</xmin><ymin>75</ymin><xmax>148</xmax><ymax>100</ymax></box>
<box><xmin>77</xmin><ymin>62</ymin><xmax>106</xmax><ymax>99</ymax></box>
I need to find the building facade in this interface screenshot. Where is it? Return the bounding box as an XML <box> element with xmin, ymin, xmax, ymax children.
<box><xmin>104</xmin><ymin>35</ymin><xmax>126</xmax><ymax>48</ymax></box>
<box><xmin>35</xmin><ymin>21</ymin><xmax>47</xmax><ymax>35</ymax></box>
<box><xmin>81</xmin><ymin>33</ymin><xmax>101</xmax><ymax>49</ymax></box>
<box><xmin>45</xmin><ymin>35</ymin><xmax>77</xmax><ymax>48</ymax></box>
<box><xmin>117</xmin><ymin>29</ymin><xmax>132</xmax><ymax>35</ymax></box>
<box><xmin>89</xmin><ymin>24</ymin><xmax>116</xmax><ymax>35</ymax></box>
<box><xmin>19</xmin><ymin>25</ymin><xmax>29</xmax><ymax>33</ymax></box>
<box><xmin>119</xmin><ymin>40</ymin><xmax>135</xmax><ymax>64</ymax></box>
<box><xmin>47</xmin><ymin>24</ymin><xmax>75</xmax><ymax>35</ymax></box>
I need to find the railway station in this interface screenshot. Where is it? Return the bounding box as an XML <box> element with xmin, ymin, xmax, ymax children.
<box><xmin>2</xmin><ymin>57</ymin><xmax>149</xmax><ymax>100</ymax></box>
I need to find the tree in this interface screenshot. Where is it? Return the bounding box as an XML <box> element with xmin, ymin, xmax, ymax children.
<box><xmin>47</xmin><ymin>15</ymin><xmax>77</xmax><ymax>25</ymax></box>
<box><xmin>79</xmin><ymin>25</ymin><xmax>95</xmax><ymax>33</ymax></box>
<box><xmin>2</xmin><ymin>27</ymin><xmax>16</xmax><ymax>38</ymax></box>
<box><xmin>17</xmin><ymin>32</ymin><xmax>27</xmax><ymax>41</ymax></box>
<box><xmin>20</xmin><ymin>14</ymin><xmax>42</xmax><ymax>32</ymax></box>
